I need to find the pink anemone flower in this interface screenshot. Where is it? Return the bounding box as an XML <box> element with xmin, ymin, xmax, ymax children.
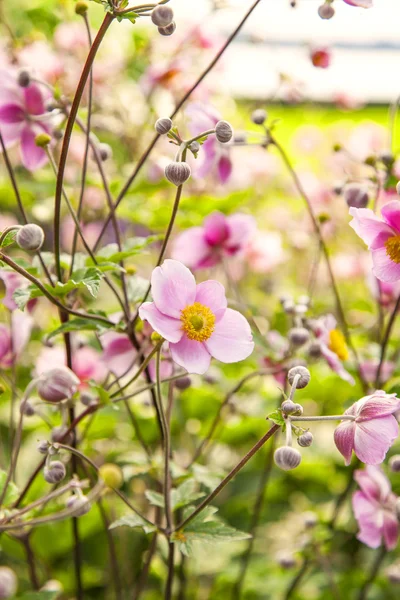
<box><xmin>352</xmin><ymin>466</ymin><xmax>398</xmax><ymax>550</ymax></box>
<box><xmin>343</xmin><ymin>0</ymin><xmax>372</xmax><ymax>7</ymax></box>
<box><xmin>334</xmin><ymin>391</ymin><xmax>400</xmax><ymax>466</ymax></box>
<box><xmin>36</xmin><ymin>345</ymin><xmax>107</xmax><ymax>386</ymax></box>
<box><xmin>349</xmin><ymin>202</ymin><xmax>400</xmax><ymax>282</ymax></box>
<box><xmin>139</xmin><ymin>260</ymin><xmax>254</xmax><ymax>374</ymax></box>
<box><xmin>172</xmin><ymin>211</ymin><xmax>256</xmax><ymax>270</ymax></box>
<box><xmin>0</xmin><ymin>70</ymin><xmax>51</xmax><ymax>171</ymax></box>
<box><xmin>312</xmin><ymin>315</ymin><xmax>355</xmax><ymax>385</ymax></box>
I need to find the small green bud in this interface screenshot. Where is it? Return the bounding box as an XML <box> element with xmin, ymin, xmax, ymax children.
<box><xmin>75</xmin><ymin>1</ymin><xmax>89</xmax><ymax>15</ymax></box>
<box><xmin>35</xmin><ymin>133</ymin><xmax>51</xmax><ymax>148</ymax></box>
<box><xmin>151</xmin><ymin>332</ymin><xmax>163</xmax><ymax>343</ymax></box>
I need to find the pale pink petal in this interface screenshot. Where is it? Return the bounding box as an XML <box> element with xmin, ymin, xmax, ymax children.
<box><xmin>0</xmin><ymin>122</ymin><xmax>24</xmax><ymax>146</ymax></box>
<box><xmin>354</xmin><ymin>416</ymin><xmax>399</xmax><ymax>465</ymax></box>
<box><xmin>0</xmin><ymin>104</ymin><xmax>25</xmax><ymax>124</ymax></box>
<box><xmin>139</xmin><ymin>302</ymin><xmax>183</xmax><ymax>343</ymax></box>
<box><xmin>349</xmin><ymin>207</ymin><xmax>394</xmax><ymax>247</ymax></box>
<box><xmin>171</xmin><ymin>227</ymin><xmax>211</xmax><ymax>270</ymax></box>
<box><xmin>73</xmin><ymin>347</ymin><xmax>106</xmax><ymax>383</ymax></box>
<box><xmin>204</xmin><ymin>308</ymin><xmax>254</xmax><ymax>363</ymax></box>
<box><xmin>372</xmin><ymin>247</ymin><xmax>400</xmax><ymax>282</ymax></box>
<box><xmin>354</xmin><ymin>466</ymin><xmax>391</xmax><ymax>502</ymax></box>
<box><xmin>20</xmin><ymin>125</ymin><xmax>48</xmax><ymax>171</ymax></box>
<box><xmin>195</xmin><ymin>280</ymin><xmax>227</xmax><ymax>318</ymax></box>
<box><xmin>381</xmin><ymin>201</ymin><xmax>400</xmax><ymax>234</ymax></box>
<box><xmin>11</xmin><ymin>310</ymin><xmax>32</xmax><ymax>356</ymax></box>
<box><xmin>334</xmin><ymin>420</ymin><xmax>355</xmax><ymax>465</ymax></box>
<box><xmin>383</xmin><ymin>512</ymin><xmax>399</xmax><ymax>550</ymax></box>
<box><xmin>151</xmin><ymin>259</ymin><xmax>196</xmax><ymax>319</ymax></box>
<box><xmin>101</xmin><ymin>332</ymin><xmax>136</xmax><ymax>378</ymax></box>
<box><xmin>226</xmin><ymin>214</ymin><xmax>257</xmax><ymax>249</ymax></box>
<box><xmin>170</xmin><ymin>336</ymin><xmax>211</xmax><ymax>374</ymax></box>
<box><xmin>370</xmin><ymin>231</ymin><xmax>392</xmax><ymax>250</ymax></box>
<box><xmin>217</xmin><ymin>154</ymin><xmax>232</xmax><ymax>184</ymax></box>
<box><xmin>24</xmin><ymin>84</ymin><xmax>45</xmax><ymax>116</ymax></box>
<box><xmin>203</xmin><ymin>212</ymin><xmax>230</xmax><ymax>246</ymax></box>
<box><xmin>343</xmin><ymin>0</ymin><xmax>372</xmax><ymax>7</ymax></box>
<box><xmin>357</xmin><ymin>394</ymin><xmax>400</xmax><ymax>421</ymax></box>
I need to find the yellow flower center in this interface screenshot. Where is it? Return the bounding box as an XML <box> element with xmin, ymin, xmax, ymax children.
<box><xmin>180</xmin><ymin>302</ymin><xmax>215</xmax><ymax>342</ymax></box>
<box><xmin>385</xmin><ymin>235</ymin><xmax>400</xmax><ymax>263</ymax></box>
<box><xmin>328</xmin><ymin>329</ymin><xmax>349</xmax><ymax>361</ymax></box>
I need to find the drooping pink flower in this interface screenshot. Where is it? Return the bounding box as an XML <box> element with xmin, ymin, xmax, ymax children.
<box><xmin>0</xmin><ymin>70</ymin><xmax>51</xmax><ymax>170</ymax></box>
<box><xmin>310</xmin><ymin>47</ymin><xmax>331</xmax><ymax>69</ymax></box>
<box><xmin>352</xmin><ymin>465</ymin><xmax>398</xmax><ymax>550</ymax></box>
<box><xmin>360</xmin><ymin>360</ymin><xmax>394</xmax><ymax>386</ymax></box>
<box><xmin>334</xmin><ymin>391</ymin><xmax>400</xmax><ymax>466</ymax></box>
<box><xmin>343</xmin><ymin>0</ymin><xmax>372</xmax><ymax>7</ymax></box>
<box><xmin>312</xmin><ymin>315</ymin><xmax>355</xmax><ymax>385</ymax></box>
<box><xmin>0</xmin><ymin>270</ymin><xmax>35</xmax><ymax>312</ymax></box>
<box><xmin>349</xmin><ymin>202</ymin><xmax>400</xmax><ymax>282</ymax></box>
<box><xmin>172</xmin><ymin>211</ymin><xmax>256</xmax><ymax>270</ymax></box>
<box><xmin>139</xmin><ymin>260</ymin><xmax>254</xmax><ymax>374</ymax></box>
<box><xmin>36</xmin><ymin>345</ymin><xmax>107</xmax><ymax>385</ymax></box>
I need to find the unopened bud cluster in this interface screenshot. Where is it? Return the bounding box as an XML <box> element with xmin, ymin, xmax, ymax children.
<box><xmin>151</xmin><ymin>6</ymin><xmax>176</xmax><ymax>36</ymax></box>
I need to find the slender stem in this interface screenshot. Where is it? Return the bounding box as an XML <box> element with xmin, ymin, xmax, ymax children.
<box><xmin>165</xmin><ymin>542</ymin><xmax>175</xmax><ymax>600</ymax></box>
<box><xmin>109</xmin><ymin>340</ymin><xmax>164</xmax><ymax>397</ymax></box>
<box><xmin>284</xmin><ymin>556</ymin><xmax>310</xmax><ymax>600</ymax></box>
<box><xmin>54</xmin><ymin>13</ymin><xmax>114</xmax><ymax>280</ymax></box>
<box><xmin>22</xmin><ymin>535</ymin><xmax>40</xmax><ymax>590</ymax></box>
<box><xmin>357</xmin><ymin>547</ymin><xmax>386</xmax><ymax>600</ymax></box>
<box><xmin>133</xmin><ymin>533</ymin><xmax>158</xmax><ymax>600</ymax></box>
<box><xmin>289</xmin><ymin>415</ymin><xmax>355</xmax><ymax>422</ymax></box>
<box><xmin>375</xmin><ymin>293</ymin><xmax>400</xmax><ymax>387</ymax></box>
<box><xmin>175</xmin><ymin>424</ymin><xmax>280</xmax><ymax>531</ymax></box>
<box><xmin>155</xmin><ymin>350</ymin><xmax>173</xmax><ymax>533</ymax></box>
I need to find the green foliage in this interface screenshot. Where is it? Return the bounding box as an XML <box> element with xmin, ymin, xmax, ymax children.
<box><xmin>0</xmin><ymin>470</ymin><xmax>19</xmax><ymax>506</ymax></box>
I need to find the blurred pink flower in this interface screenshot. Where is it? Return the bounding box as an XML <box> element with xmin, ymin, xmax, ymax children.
<box><xmin>245</xmin><ymin>231</ymin><xmax>284</xmax><ymax>273</ymax></box>
<box><xmin>349</xmin><ymin>202</ymin><xmax>400</xmax><ymax>282</ymax></box>
<box><xmin>0</xmin><ymin>270</ymin><xmax>37</xmax><ymax>312</ymax></box>
<box><xmin>310</xmin><ymin>47</ymin><xmax>331</xmax><ymax>69</ymax></box>
<box><xmin>18</xmin><ymin>41</ymin><xmax>63</xmax><ymax>83</ymax></box>
<box><xmin>352</xmin><ymin>465</ymin><xmax>398</xmax><ymax>550</ymax></box>
<box><xmin>139</xmin><ymin>260</ymin><xmax>254</xmax><ymax>374</ymax></box>
<box><xmin>172</xmin><ymin>211</ymin><xmax>256</xmax><ymax>270</ymax></box>
<box><xmin>343</xmin><ymin>0</ymin><xmax>372</xmax><ymax>7</ymax></box>
<box><xmin>187</xmin><ymin>103</ymin><xmax>232</xmax><ymax>184</ymax></box>
<box><xmin>369</xmin><ymin>276</ymin><xmax>400</xmax><ymax>308</ymax></box>
<box><xmin>0</xmin><ymin>71</ymin><xmax>51</xmax><ymax>170</ymax></box>
<box><xmin>334</xmin><ymin>390</ymin><xmax>400</xmax><ymax>465</ymax></box>
<box><xmin>360</xmin><ymin>360</ymin><xmax>394</xmax><ymax>385</ymax></box>
<box><xmin>101</xmin><ymin>332</ymin><xmax>136</xmax><ymax>378</ymax></box>
<box><xmin>313</xmin><ymin>315</ymin><xmax>355</xmax><ymax>384</ymax></box>
<box><xmin>0</xmin><ymin>311</ymin><xmax>32</xmax><ymax>368</ymax></box>
<box><xmin>36</xmin><ymin>345</ymin><xmax>107</xmax><ymax>385</ymax></box>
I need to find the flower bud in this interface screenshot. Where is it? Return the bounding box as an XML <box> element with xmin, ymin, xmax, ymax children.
<box><xmin>66</xmin><ymin>494</ymin><xmax>91</xmax><ymax>516</ymax></box>
<box><xmin>21</xmin><ymin>400</ymin><xmax>35</xmax><ymax>416</ymax></box>
<box><xmin>293</xmin><ymin>403</ymin><xmax>303</xmax><ymax>416</ymax></box>
<box><xmin>288</xmin><ymin>366</ymin><xmax>311</xmax><ymax>389</ymax></box>
<box><xmin>37</xmin><ymin>440</ymin><xmax>50</xmax><ymax>454</ymax></box>
<box><xmin>0</xmin><ymin>567</ymin><xmax>17</xmax><ymax>599</ymax></box>
<box><xmin>175</xmin><ymin>376</ymin><xmax>192</xmax><ymax>390</ymax></box>
<box><xmin>343</xmin><ymin>183</ymin><xmax>369</xmax><ymax>209</ymax></box>
<box><xmin>303</xmin><ymin>511</ymin><xmax>318</xmax><ymax>528</ymax></box>
<box><xmin>251</xmin><ymin>109</ymin><xmax>267</xmax><ymax>125</ymax></box>
<box><xmin>274</xmin><ymin>446</ymin><xmax>302</xmax><ymax>471</ymax></box>
<box><xmin>298</xmin><ymin>431</ymin><xmax>313</xmax><ymax>447</ymax></box>
<box><xmin>80</xmin><ymin>391</ymin><xmax>98</xmax><ymax>407</ymax></box>
<box><xmin>281</xmin><ymin>400</ymin><xmax>297</xmax><ymax>415</ymax></box>
<box><xmin>17</xmin><ymin>69</ymin><xmax>31</xmax><ymax>88</ymax></box>
<box><xmin>158</xmin><ymin>22</ymin><xmax>176</xmax><ymax>36</ymax></box>
<box><xmin>151</xmin><ymin>5</ymin><xmax>174</xmax><ymax>27</ymax></box>
<box><xmin>308</xmin><ymin>342</ymin><xmax>322</xmax><ymax>358</ymax></box>
<box><xmin>276</xmin><ymin>552</ymin><xmax>296</xmax><ymax>569</ymax></box>
<box><xmin>389</xmin><ymin>455</ymin><xmax>400</xmax><ymax>473</ymax></box>
<box><xmin>16</xmin><ymin>223</ymin><xmax>45</xmax><ymax>251</ymax></box>
<box><xmin>288</xmin><ymin>327</ymin><xmax>310</xmax><ymax>347</ymax></box>
<box><xmin>38</xmin><ymin>367</ymin><xmax>80</xmax><ymax>403</ymax></box>
<box><xmin>282</xmin><ymin>300</ymin><xmax>295</xmax><ymax>314</ymax></box>
<box><xmin>155</xmin><ymin>117</ymin><xmax>172</xmax><ymax>135</ymax></box>
<box><xmin>380</xmin><ymin>151</ymin><xmax>394</xmax><ymax>167</ymax></box>
<box><xmin>44</xmin><ymin>460</ymin><xmax>66</xmax><ymax>484</ymax></box>
<box><xmin>99</xmin><ymin>143</ymin><xmax>112</xmax><ymax>162</ymax></box>
<box><xmin>215</xmin><ymin>120</ymin><xmax>233</xmax><ymax>144</ymax></box>
<box><xmin>165</xmin><ymin>162</ymin><xmax>191</xmax><ymax>186</ymax></box>
<box><xmin>51</xmin><ymin>425</ymin><xmax>73</xmax><ymax>445</ymax></box>
<box><xmin>234</xmin><ymin>131</ymin><xmax>247</xmax><ymax>144</ymax></box>
<box><xmin>386</xmin><ymin>564</ymin><xmax>400</xmax><ymax>585</ymax></box>
<box><xmin>75</xmin><ymin>1</ymin><xmax>89</xmax><ymax>15</ymax></box>
<box><xmin>35</xmin><ymin>133</ymin><xmax>51</xmax><ymax>148</ymax></box>
<box><xmin>189</xmin><ymin>141</ymin><xmax>200</xmax><ymax>154</ymax></box>
<box><xmin>99</xmin><ymin>463</ymin><xmax>123</xmax><ymax>489</ymax></box>
<box><xmin>53</xmin><ymin>128</ymin><xmax>64</xmax><ymax>140</ymax></box>
<box><xmin>318</xmin><ymin>3</ymin><xmax>335</xmax><ymax>19</ymax></box>
<box><xmin>150</xmin><ymin>331</ymin><xmax>163</xmax><ymax>344</ymax></box>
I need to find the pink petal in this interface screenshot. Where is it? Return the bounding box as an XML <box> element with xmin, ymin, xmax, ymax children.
<box><xmin>383</xmin><ymin>512</ymin><xmax>399</xmax><ymax>550</ymax></box>
<box><xmin>226</xmin><ymin>214</ymin><xmax>257</xmax><ymax>249</ymax></box>
<box><xmin>11</xmin><ymin>310</ymin><xmax>32</xmax><ymax>356</ymax></box>
<box><xmin>195</xmin><ymin>280</ymin><xmax>227</xmax><ymax>319</ymax></box>
<box><xmin>101</xmin><ymin>332</ymin><xmax>136</xmax><ymax>377</ymax></box>
<box><xmin>349</xmin><ymin>207</ymin><xmax>394</xmax><ymax>247</ymax></box>
<box><xmin>203</xmin><ymin>212</ymin><xmax>230</xmax><ymax>246</ymax></box>
<box><xmin>357</xmin><ymin>394</ymin><xmax>400</xmax><ymax>421</ymax></box>
<box><xmin>372</xmin><ymin>247</ymin><xmax>400</xmax><ymax>282</ymax></box>
<box><xmin>204</xmin><ymin>308</ymin><xmax>254</xmax><ymax>363</ymax></box>
<box><xmin>169</xmin><ymin>336</ymin><xmax>211</xmax><ymax>374</ymax></box>
<box><xmin>370</xmin><ymin>231</ymin><xmax>392</xmax><ymax>250</ymax></box>
<box><xmin>171</xmin><ymin>227</ymin><xmax>211</xmax><ymax>270</ymax></box>
<box><xmin>24</xmin><ymin>84</ymin><xmax>45</xmax><ymax>116</ymax></box>
<box><xmin>354</xmin><ymin>416</ymin><xmax>399</xmax><ymax>465</ymax></box>
<box><xmin>343</xmin><ymin>0</ymin><xmax>372</xmax><ymax>7</ymax></box>
<box><xmin>354</xmin><ymin>466</ymin><xmax>391</xmax><ymax>502</ymax></box>
<box><xmin>0</xmin><ymin>103</ymin><xmax>25</xmax><ymax>124</ymax></box>
<box><xmin>20</xmin><ymin>126</ymin><xmax>48</xmax><ymax>171</ymax></box>
<box><xmin>334</xmin><ymin>420</ymin><xmax>355</xmax><ymax>465</ymax></box>
<box><xmin>139</xmin><ymin>302</ymin><xmax>183</xmax><ymax>343</ymax></box>
<box><xmin>217</xmin><ymin>154</ymin><xmax>232</xmax><ymax>184</ymax></box>
<box><xmin>381</xmin><ymin>201</ymin><xmax>400</xmax><ymax>234</ymax></box>
<box><xmin>0</xmin><ymin>122</ymin><xmax>24</xmax><ymax>146</ymax></box>
<box><xmin>151</xmin><ymin>259</ymin><xmax>196</xmax><ymax>319</ymax></box>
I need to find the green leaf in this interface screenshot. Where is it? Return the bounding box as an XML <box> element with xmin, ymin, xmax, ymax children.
<box><xmin>96</xmin><ymin>236</ymin><xmax>159</xmax><ymax>264</ymax></box>
<box><xmin>16</xmin><ymin>592</ymin><xmax>59</xmax><ymax>600</ymax></box>
<box><xmin>0</xmin><ymin>229</ymin><xmax>17</xmax><ymax>248</ymax></box>
<box><xmin>47</xmin><ymin>318</ymin><xmax>114</xmax><ymax>340</ymax></box>
<box><xmin>0</xmin><ymin>470</ymin><xmax>19</xmax><ymax>506</ymax></box>
<box><xmin>127</xmin><ymin>275</ymin><xmax>150</xmax><ymax>304</ymax></box>
<box><xmin>267</xmin><ymin>409</ymin><xmax>285</xmax><ymax>428</ymax></box>
<box><xmin>13</xmin><ymin>285</ymin><xmax>43</xmax><ymax>310</ymax></box>
<box><xmin>171</xmin><ymin>479</ymin><xmax>205</xmax><ymax>510</ymax></box>
<box><xmin>109</xmin><ymin>513</ymin><xmax>156</xmax><ymax>535</ymax></box>
<box><xmin>145</xmin><ymin>490</ymin><xmax>164</xmax><ymax>508</ymax></box>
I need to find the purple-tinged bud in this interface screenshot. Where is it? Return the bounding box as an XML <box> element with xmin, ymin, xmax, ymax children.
<box><xmin>38</xmin><ymin>367</ymin><xmax>80</xmax><ymax>403</ymax></box>
<box><xmin>21</xmin><ymin>401</ymin><xmax>35</xmax><ymax>416</ymax></box>
<box><xmin>165</xmin><ymin>162</ymin><xmax>191</xmax><ymax>186</ymax></box>
<box><xmin>16</xmin><ymin>223</ymin><xmax>45</xmax><ymax>251</ymax></box>
<box><xmin>282</xmin><ymin>300</ymin><xmax>295</xmax><ymax>314</ymax></box>
<box><xmin>333</xmin><ymin>181</ymin><xmax>344</xmax><ymax>195</ymax></box>
<box><xmin>215</xmin><ymin>120</ymin><xmax>233</xmax><ymax>144</ymax></box>
<box><xmin>189</xmin><ymin>141</ymin><xmax>200</xmax><ymax>154</ymax></box>
<box><xmin>380</xmin><ymin>151</ymin><xmax>394</xmax><ymax>167</ymax></box>
<box><xmin>318</xmin><ymin>3</ymin><xmax>335</xmax><ymax>19</ymax></box>
<box><xmin>343</xmin><ymin>183</ymin><xmax>369</xmax><ymax>209</ymax></box>
<box><xmin>308</xmin><ymin>342</ymin><xmax>322</xmax><ymax>358</ymax></box>
<box><xmin>51</xmin><ymin>425</ymin><xmax>73</xmax><ymax>444</ymax></box>
<box><xmin>234</xmin><ymin>131</ymin><xmax>247</xmax><ymax>144</ymax></box>
<box><xmin>80</xmin><ymin>391</ymin><xmax>98</xmax><ymax>407</ymax></box>
<box><xmin>44</xmin><ymin>460</ymin><xmax>66</xmax><ymax>484</ymax></box>
<box><xmin>175</xmin><ymin>376</ymin><xmax>192</xmax><ymax>391</ymax></box>
<box><xmin>155</xmin><ymin>117</ymin><xmax>173</xmax><ymax>135</ymax></box>
<box><xmin>288</xmin><ymin>327</ymin><xmax>310</xmax><ymax>347</ymax></box>
<box><xmin>251</xmin><ymin>109</ymin><xmax>267</xmax><ymax>125</ymax></box>
<box><xmin>298</xmin><ymin>431</ymin><xmax>313</xmax><ymax>447</ymax></box>
<box><xmin>303</xmin><ymin>511</ymin><xmax>318</xmax><ymax>528</ymax></box>
<box><xmin>276</xmin><ymin>552</ymin><xmax>296</xmax><ymax>569</ymax></box>
<box><xmin>99</xmin><ymin>143</ymin><xmax>112</xmax><ymax>162</ymax></box>
<box><xmin>389</xmin><ymin>455</ymin><xmax>400</xmax><ymax>473</ymax></box>
<box><xmin>386</xmin><ymin>564</ymin><xmax>400</xmax><ymax>584</ymax></box>
<box><xmin>293</xmin><ymin>403</ymin><xmax>304</xmax><ymax>416</ymax></box>
<box><xmin>288</xmin><ymin>366</ymin><xmax>311</xmax><ymax>389</ymax></box>
<box><xmin>158</xmin><ymin>22</ymin><xmax>176</xmax><ymax>36</ymax></box>
<box><xmin>66</xmin><ymin>494</ymin><xmax>91</xmax><ymax>516</ymax></box>
<box><xmin>281</xmin><ymin>400</ymin><xmax>297</xmax><ymax>415</ymax></box>
<box><xmin>0</xmin><ymin>567</ymin><xmax>17</xmax><ymax>599</ymax></box>
<box><xmin>274</xmin><ymin>446</ymin><xmax>302</xmax><ymax>471</ymax></box>
<box><xmin>151</xmin><ymin>5</ymin><xmax>174</xmax><ymax>27</ymax></box>
<box><xmin>17</xmin><ymin>68</ymin><xmax>31</xmax><ymax>88</ymax></box>
<box><xmin>37</xmin><ymin>440</ymin><xmax>49</xmax><ymax>454</ymax></box>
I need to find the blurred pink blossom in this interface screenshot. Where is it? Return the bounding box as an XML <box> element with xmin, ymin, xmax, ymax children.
<box><xmin>360</xmin><ymin>361</ymin><xmax>394</xmax><ymax>385</ymax></box>
<box><xmin>310</xmin><ymin>47</ymin><xmax>331</xmax><ymax>69</ymax></box>
<box><xmin>36</xmin><ymin>345</ymin><xmax>107</xmax><ymax>385</ymax></box>
<box><xmin>0</xmin><ymin>312</ymin><xmax>32</xmax><ymax>368</ymax></box>
<box><xmin>343</xmin><ymin>0</ymin><xmax>372</xmax><ymax>7</ymax></box>
<box><xmin>245</xmin><ymin>231</ymin><xmax>284</xmax><ymax>273</ymax></box>
<box><xmin>313</xmin><ymin>315</ymin><xmax>355</xmax><ymax>384</ymax></box>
